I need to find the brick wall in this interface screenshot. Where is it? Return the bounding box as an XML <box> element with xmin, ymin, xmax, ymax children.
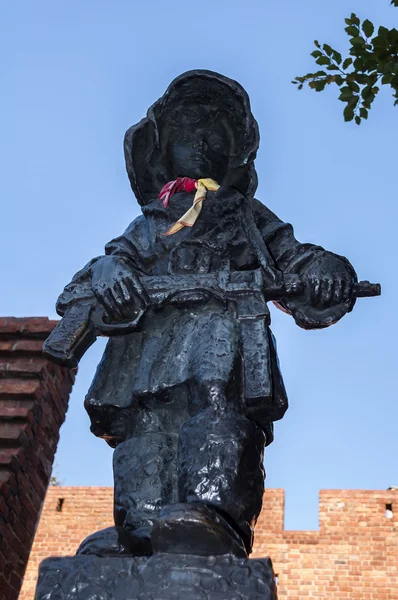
<box><xmin>253</xmin><ymin>489</ymin><xmax>398</xmax><ymax>598</ymax></box>
<box><xmin>20</xmin><ymin>487</ymin><xmax>398</xmax><ymax>599</ymax></box>
<box><xmin>20</xmin><ymin>487</ymin><xmax>114</xmax><ymax>600</ymax></box>
<box><xmin>0</xmin><ymin>318</ymin><xmax>74</xmax><ymax>600</ymax></box>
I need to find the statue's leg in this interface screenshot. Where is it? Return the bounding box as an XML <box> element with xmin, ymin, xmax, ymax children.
<box><xmin>77</xmin><ymin>387</ymin><xmax>189</xmax><ymax>557</ymax></box>
<box><xmin>177</xmin><ymin>399</ymin><xmax>266</xmax><ymax>555</ymax></box>
<box><xmin>152</xmin><ymin>311</ymin><xmax>268</xmax><ymax>557</ymax></box>
<box><xmin>114</xmin><ymin>387</ymin><xmax>190</xmax><ymax>553</ymax></box>
<box><xmin>112</xmin><ymin>433</ymin><xmax>177</xmax><ymax>554</ymax></box>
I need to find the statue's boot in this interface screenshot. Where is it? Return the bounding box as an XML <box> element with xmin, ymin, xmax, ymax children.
<box><xmin>151</xmin><ymin>502</ymin><xmax>247</xmax><ymax>557</ymax></box>
<box><xmin>76</xmin><ymin>525</ymin><xmax>150</xmax><ymax>557</ymax></box>
<box><xmin>152</xmin><ymin>406</ymin><xmax>266</xmax><ymax>556</ymax></box>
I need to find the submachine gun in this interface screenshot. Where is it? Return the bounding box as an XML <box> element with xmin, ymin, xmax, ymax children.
<box><xmin>43</xmin><ymin>269</ymin><xmax>381</xmax><ymax>369</ymax></box>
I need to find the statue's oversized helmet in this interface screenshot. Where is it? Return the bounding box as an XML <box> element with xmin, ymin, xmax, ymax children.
<box><xmin>124</xmin><ymin>70</ymin><xmax>260</xmax><ymax>206</ymax></box>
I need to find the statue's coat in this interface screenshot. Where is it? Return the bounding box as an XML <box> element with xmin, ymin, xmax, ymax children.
<box><xmin>56</xmin><ymin>71</ymin><xmax>356</xmax><ymax>447</ymax></box>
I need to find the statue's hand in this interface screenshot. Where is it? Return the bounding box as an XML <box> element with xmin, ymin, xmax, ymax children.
<box><xmin>307</xmin><ymin>272</ymin><xmax>353</xmax><ymax>309</ymax></box>
<box><xmin>90</xmin><ymin>257</ymin><xmax>148</xmax><ymax>321</ymax></box>
<box><xmin>282</xmin><ymin>255</ymin><xmax>357</xmax><ymax>330</ymax></box>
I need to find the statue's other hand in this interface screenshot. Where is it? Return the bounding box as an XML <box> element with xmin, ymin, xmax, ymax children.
<box><xmin>307</xmin><ymin>273</ymin><xmax>353</xmax><ymax>309</ymax></box>
<box><xmin>90</xmin><ymin>257</ymin><xmax>148</xmax><ymax>322</ymax></box>
<box><xmin>282</xmin><ymin>256</ymin><xmax>357</xmax><ymax>329</ymax></box>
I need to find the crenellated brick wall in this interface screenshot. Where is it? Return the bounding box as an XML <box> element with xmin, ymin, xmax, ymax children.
<box><xmin>0</xmin><ymin>318</ymin><xmax>74</xmax><ymax>600</ymax></box>
<box><xmin>20</xmin><ymin>487</ymin><xmax>398</xmax><ymax>599</ymax></box>
<box><xmin>253</xmin><ymin>489</ymin><xmax>398</xmax><ymax>598</ymax></box>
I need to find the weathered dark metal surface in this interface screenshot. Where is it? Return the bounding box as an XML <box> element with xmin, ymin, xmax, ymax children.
<box><xmin>39</xmin><ymin>69</ymin><xmax>380</xmax><ymax>597</ymax></box>
<box><xmin>35</xmin><ymin>554</ymin><xmax>277</xmax><ymax>600</ymax></box>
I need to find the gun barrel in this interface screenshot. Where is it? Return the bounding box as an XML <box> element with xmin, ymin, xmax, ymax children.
<box><xmin>352</xmin><ymin>281</ymin><xmax>381</xmax><ymax>298</ymax></box>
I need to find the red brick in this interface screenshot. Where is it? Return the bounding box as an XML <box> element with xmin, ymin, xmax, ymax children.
<box><xmin>0</xmin><ymin>317</ymin><xmax>74</xmax><ymax>600</ymax></box>
<box><xmin>9</xmin><ymin>571</ymin><xmax>22</xmax><ymax>593</ymax></box>
<box><xmin>0</xmin><ymin>576</ymin><xmax>13</xmax><ymax>600</ymax></box>
<box><xmin>0</xmin><ymin>341</ymin><xmax>13</xmax><ymax>352</ymax></box>
<box><xmin>0</xmin><ymin>317</ymin><xmax>57</xmax><ymax>337</ymax></box>
<box><xmin>10</xmin><ymin>340</ymin><xmax>44</xmax><ymax>353</ymax></box>
<box><xmin>0</xmin><ymin>447</ymin><xmax>19</xmax><ymax>465</ymax></box>
<box><xmin>0</xmin><ymin>421</ymin><xmax>28</xmax><ymax>442</ymax></box>
<box><xmin>0</xmin><ymin>379</ymin><xmax>41</xmax><ymax>398</ymax></box>
<box><xmin>0</xmin><ymin>357</ymin><xmax>47</xmax><ymax>378</ymax></box>
<box><xmin>0</xmin><ymin>404</ymin><xmax>33</xmax><ymax>420</ymax></box>
<box><xmin>0</xmin><ymin>398</ymin><xmax>34</xmax><ymax>409</ymax></box>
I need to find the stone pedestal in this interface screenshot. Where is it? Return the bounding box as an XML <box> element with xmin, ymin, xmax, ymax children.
<box><xmin>35</xmin><ymin>553</ymin><xmax>277</xmax><ymax>600</ymax></box>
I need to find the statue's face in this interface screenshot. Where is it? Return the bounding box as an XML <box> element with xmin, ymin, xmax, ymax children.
<box><xmin>166</xmin><ymin>104</ymin><xmax>232</xmax><ymax>182</ymax></box>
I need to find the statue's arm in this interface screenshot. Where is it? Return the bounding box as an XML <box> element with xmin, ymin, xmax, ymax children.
<box><xmin>251</xmin><ymin>198</ymin><xmax>357</xmax><ymax>330</ymax></box>
<box><xmin>56</xmin><ymin>216</ymin><xmax>155</xmax><ymax>319</ymax></box>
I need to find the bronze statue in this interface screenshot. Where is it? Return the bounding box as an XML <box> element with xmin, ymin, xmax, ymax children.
<box><xmin>44</xmin><ymin>70</ymin><xmax>379</xmax><ymax>565</ymax></box>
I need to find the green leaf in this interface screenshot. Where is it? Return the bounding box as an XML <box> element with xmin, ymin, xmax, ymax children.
<box><xmin>316</xmin><ymin>56</ymin><xmax>331</xmax><ymax>66</ymax></box>
<box><xmin>311</xmin><ymin>50</ymin><xmax>323</xmax><ymax>58</ymax></box>
<box><xmin>342</xmin><ymin>57</ymin><xmax>353</xmax><ymax>70</ymax></box>
<box><xmin>363</xmin><ymin>91</ymin><xmax>376</xmax><ymax>105</ymax></box>
<box><xmin>367</xmin><ymin>61</ymin><xmax>380</xmax><ymax>74</ymax></box>
<box><xmin>372</xmin><ymin>35</ymin><xmax>389</xmax><ymax>48</ymax></box>
<box><xmin>339</xmin><ymin>93</ymin><xmax>352</xmax><ymax>102</ymax></box>
<box><xmin>355</xmin><ymin>116</ymin><xmax>361</xmax><ymax>125</ymax></box>
<box><xmin>298</xmin><ymin>84</ymin><xmax>303</xmax><ymax>90</ymax></box>
<box><xmin>314</xmin><ymin>80</ymin><xmax>327</xmax><ymax>92</ymax></box>
<box><xmin>347</xmin><ymin>95</ymin><xmax>359</xmax><ymax>107</ymax></box>
<box><xmin>314</xmin><ymin>40</ymin><xmax>321</xmax><ymax>48</ymax></box>
<box><xmin>350</xmin><ymin>13</ymin><xmax>360</xmax><ymax>26</ymax></box>
<box><xmin>327</xmin><ymin>65</ymin><xmax>340</xmax><ymax>71</ymax></box>
<box><xmin>362</xmin><ymin>20</ymin><xmax>374</xmax><ymax>38</ymax></box>
<box><xmin>356</xmin><ymin>74</ymin><xmax>368</xmax><ymax>84</ymax></box>
<box><xmin>353</xmin><ymin>57</ymin><xmax>365</xmax><ymax>70</ymax></box>
<box><xmin>343</xmin><ymin>105</ymin><xmax>355</xmax><ymax>121</ymax></box>
<box><xmin>360</xmin><ymin>107</ymin><xmax>368</xmax><ymax>119</ymax></box>
<box><xmin>367</xmin><ymin>73</ymin><xmax>378</xmax><ymax>84</ymax></box>
<box><xmin>382</xmin><ymin>73</ymin><xmax>394</xmax><ymax>84</ymax></box>
<box><xmin>347</xmin><ymin>81</ymin><xmax>360</xmax><ymax>92</ymax></box>
<box><xmin>345</xmin><ymin>25</ymin><xmax>360</xmax><ymax>37</ymax></box>
<box><xmin>339</xmin><ymin>87</ymin><xmax>353</xmax><ymax>101</ymax></box>
<box><xmin>323</xmin><ymin>44</ymin><xmax>333</xmax><ymax>56</ymax></box>
<box><xmin>361</xmin><ymin>85</ymin><xmax>371</xmax><ymax>97</ymax></box>
<box><xmin>388</xmin><ymin>28</ymin><xmax>398</xmax><ymax>44</ymax></box>
<box><xmin>350</xmin><ymin>37</ymin><xmax>365</xmax><ymax>46</ymax></box>
<box><xmin>332</xmin><ymin>50</ymin><xmax>343</xmax><ymax>64</ymax></box>
<box><xmin>349</xmin><ymin>46</ymin><xmax>363</xmax><ymax>58</ymax></box>
<box><xmin>374</xmin><ymin>49</ymin><xmax>391</xmax><ymax>63</ymax></box>
<box><xmin>378</xmin><ymin>26</ymin><xmax>390</xmax><ymax>38</ymax></box>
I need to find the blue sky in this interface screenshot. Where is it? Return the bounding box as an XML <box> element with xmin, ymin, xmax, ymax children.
<box><xmin>1</xmin><ymin>0</ymin><xmax>396</xmax><ymax>530</ymax></box>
